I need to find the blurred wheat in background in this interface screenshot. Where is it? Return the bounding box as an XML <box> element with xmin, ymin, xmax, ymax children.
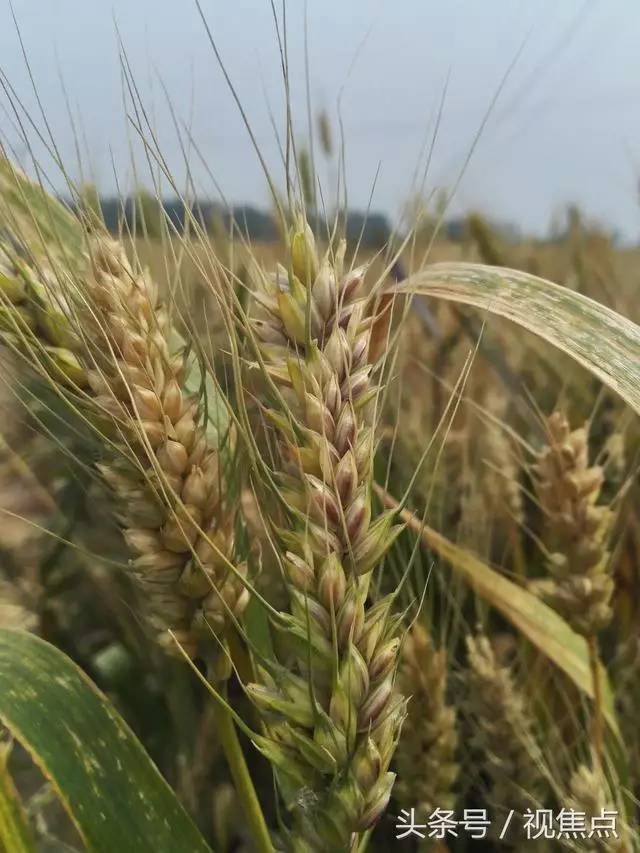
<box><xmin>0</xmin><ymin>2</ymin><xmax>640</xmax><ymax>852</ymax></box>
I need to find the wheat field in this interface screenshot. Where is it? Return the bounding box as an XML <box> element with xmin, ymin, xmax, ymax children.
<box><xmin>1</xmin><ymin>6</ymin><xmax>640</xmax><ymax>853</ymax></box>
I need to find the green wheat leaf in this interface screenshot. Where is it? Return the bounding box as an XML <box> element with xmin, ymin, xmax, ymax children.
<box><xmin>0</xmin><ymin>629</ymin><xmax>212</xmax><ymax>853</ymax></box>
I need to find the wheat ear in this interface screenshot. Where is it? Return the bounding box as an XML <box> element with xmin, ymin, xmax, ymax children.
<box><xmin>613</xmin><ymin>633</ymin><xmax>640</xmax><ymax>788</ymax></box>
<box><xmin>567</xmin><ymin>764</ymin><xmax>632</xmax><ymax>853</ymax></box>
<box><xmin>82</xmin><ymin>235</ymin><xmax>249</xmax><ymax>656</ymax></box>
<box><xmin>533</xmin><ymin>411</ymin><xmax>614</xmax><ymax>636</ymax></box>
<box><xmin>0</xmin><ymin>241</ymin><xmax>86</xmax><ymax>387</ymax></box>
<box><xmin>1</xmin><ymin>232</ymin><xmax>248</xmax><ymax>656</ymax></box>
<box><xmin>244</xmin><ymin>215</ymin><xmax>405</xmax><ymax>851</ymax></box>
<box><xmin>534</xmin><ymin>411</ymin><xmax>614</xmax><ymax>766</ymax></box>
<box><xmin>394</xmin><ymin>623</ymin><xmax>458</xmax><ymax>817</ymax></box>
<box><xmin>465</xmin><ymin>632</ymin><xmax>545</xmax><ymax>818</ymax></box>
<box><xmin>482</xmin><ymin>391</ymin><xmax>524</xmax><ymax>528</ymax></box>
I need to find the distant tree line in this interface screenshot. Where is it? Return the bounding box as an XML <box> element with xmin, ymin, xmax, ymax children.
<box><xmin>69</xmin><ymin>192</ymin><xmax>279</xmax><ymax>242</ymax></box>
<box><xmin>66</xmin><ymin>189</ymin><xmax>493</xmax><ymax>247</ymax></box>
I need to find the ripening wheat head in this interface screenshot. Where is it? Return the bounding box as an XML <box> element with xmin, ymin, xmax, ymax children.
<box><xmin>82</xmin><ymin>235</ymin><xmax>249</xmax><ymax>658</ymax></box>
<box><xmin>567</xmin><ymin>764</ymin><xmax>632</xmax><ymax>853</ymax></box>
<box><xmin>1</xmin><ymin>217</ymin><xmax>248</xmax><ymax>659</ymax></box>
<box><xmin>465</xmin><ymin>632</ymin><xmax>546</xmax><ymax>818</ymax></box>
<box><xmin>533</xmin><ymin>411</ymin><xmax>614</xmax><ymax>637</ymax></box>
<box><xmin>238</xmin><ymin>214</ymin><xmax>406</xmax><ymax>851</ymax></box>
<box><xmin>394</xmin><ymin>622</ymin><xmax>458</xmax><ymax>816</ymax></box>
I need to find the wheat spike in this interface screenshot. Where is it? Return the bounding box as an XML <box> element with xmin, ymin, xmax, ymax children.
<box><xmin>533</xmin><ymin>411</ymin><xmax>613</xmax><ymax>636</ymax></box>
<box><xmin>0</xmin><ymin>241</ymin><xmax>86</xmax><ymax>387</ymax></box>
<box><xmin>317</xmin><ymin>109</ymin><xmax>334</xmax><ymax>159</ymax></box>
<box><xmin>2</xmin><ymin>231</ymin><xmax>248</xmax><ymax>657</ymax></box>
<box><xmin>244</xmin><ymin>215</ymin><xmax>405</xmax><ymax>850</ymax></box>
<box><xmin>394</xmin><ymin>623</ymin><xmax>458</xmax><ymax>816</ymax></box>
<box><xmin>82</xmin><ymin>235</ymin><xmax>248</xmax><ymax>656</ymax></box>
<box><xmin>465</xmin><ymin>633</ymin><xmax>545</xmax><ymax>817</ymax></box>
<box><xmin>467</xmin><ymin>212</ymin><xmax>508</xmax><ymax>267</ymax></box>
<box><xmin>482</xmin><ymin>391</ymin><xmax>524</xmax><ymax>527</ymax></box>
<box><xmin>567</xmin><ymin>764</ymin><xmax>632</xmax><ymax>853</ymax></box>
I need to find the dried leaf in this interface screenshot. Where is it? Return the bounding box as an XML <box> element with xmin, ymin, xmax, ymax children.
<box><xmin>377</xmin><ymin>487</ymin><xmax>620</xmax><ymax>739</ymax></box>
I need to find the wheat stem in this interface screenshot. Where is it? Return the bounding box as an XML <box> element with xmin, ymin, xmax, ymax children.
<box><xmin>212</xmin><ymin>692</ymin><xmax>274</xmax><ymax>853</ymax></box>
<box><xmin>588</xmin><ymin>635</ymin><xmax>604</xmax><ymax>773</ymax></box>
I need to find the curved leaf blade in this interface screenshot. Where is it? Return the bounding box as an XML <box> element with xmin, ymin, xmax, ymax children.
<box><xmin>395</xmin><ymin>262</ymin><xmax>640</xmax><ymax>414</ymax></box>
<box><xmin>0</xmin><ymin>629</ymin><xmax>212</xmax><ymax>853</ymax></box>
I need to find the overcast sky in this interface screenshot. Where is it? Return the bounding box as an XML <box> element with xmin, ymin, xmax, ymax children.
<box><xmin>2</xmin><ymin>1</ymin><xmax>640</xmax><ymax>239</ymax></box>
